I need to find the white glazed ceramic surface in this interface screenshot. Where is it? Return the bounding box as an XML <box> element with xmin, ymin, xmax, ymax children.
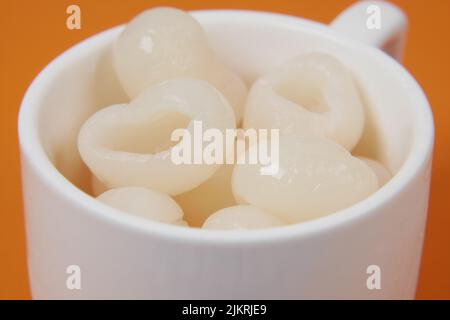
<box><xmin>18</xmin><ymin>1</ymin><xmax>434</xmax><ymax>299</ymax></box>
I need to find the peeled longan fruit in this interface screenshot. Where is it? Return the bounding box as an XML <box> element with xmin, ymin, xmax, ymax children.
<box><xmin>78</xmin><ymin>78</ymin><xmax>236</xmax><ymax>196</ymax></box>
<box><xmin>357</xmin><ymin>156</ymin><xmax>392</xmax><ymax>186</ymax></box>
<box><xmin>175</xmin><ymin>163</ymin><xmax>236</xmax><ymax>228</ymax></box>
<box><xmin>243</xmin><ymin>52</ymin><xmax>365</xmax><ymax>150</ymax></box>
<box><xmin>202</xmin><ymin>205</ymin><xmax>286</xmax><ymax>230</ymax></box>
<box><xmin>232</xmin><ymin>136</ymin><xmax>378</xmax><ymax>223</ymax></box>
<box><xmin>173</xmin><ymin>131</ymin><xmax>252</xmax><ymax>227</ymax></box>
<box><xmin>91</xmin><ymin>174</ymin><xmax>108</xmax><ymax>197</ymax></box>
<box><xmin>97</xmin><ymin>187</ymin><xmax>187</xmax><ymax>226</ymax></box>
<box><xmin>113</xmin><ymin>7</ymin><xmax>247</xmax><ymax>122</ymax></box>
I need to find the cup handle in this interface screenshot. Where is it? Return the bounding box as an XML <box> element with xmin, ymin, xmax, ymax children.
<box><xmin>330</xmin><ymin>0</ymin><xmax>407</xmax><ymax>61</ymax></box>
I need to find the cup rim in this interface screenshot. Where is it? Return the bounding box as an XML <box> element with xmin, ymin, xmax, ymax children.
<box><xmin>18</xmin><ymin>9</ymin><xmax>434</xmax><ymax>245</ymax></box>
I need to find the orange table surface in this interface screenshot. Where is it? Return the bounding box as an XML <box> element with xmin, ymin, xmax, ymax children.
<box><xmin>0</xmin><ymin>0</ymin><xmax>449</xmax><ymax>299</ymax></box>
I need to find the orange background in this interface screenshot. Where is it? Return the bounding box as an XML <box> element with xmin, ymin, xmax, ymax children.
<box><xmin>0</xmin><ymin>0</ymin><xmax>449</xmax><ymax>299</ymax></box>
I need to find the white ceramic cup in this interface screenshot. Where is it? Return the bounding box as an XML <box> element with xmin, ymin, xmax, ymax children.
<box><xmin>18</xmin><ymin>1</ymin><xmax>434</xmax><ymax>299</ymax></box>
